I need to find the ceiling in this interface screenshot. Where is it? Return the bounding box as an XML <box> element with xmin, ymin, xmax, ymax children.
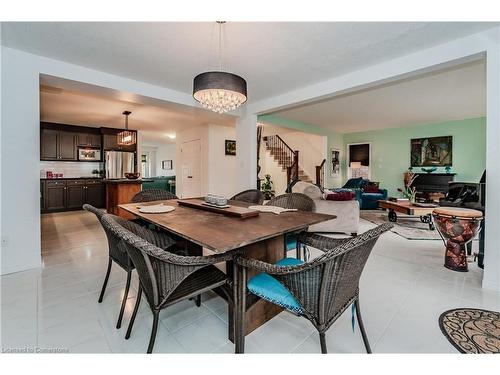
<box><xmin>2</xmin><ymin>22</ymin><xmax>496</xmax><ymax>104</ymax></box>
<box><xmin>268</xmin><ymin>60</ymin><xmax>486</xmax><ymax>133</ymax></box>
<box><xmin>40</xmin><ymin>84</ymin><xmax>235</xmax><ymax>145</ymax></box>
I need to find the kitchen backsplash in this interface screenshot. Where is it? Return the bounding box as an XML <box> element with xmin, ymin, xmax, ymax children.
<box><xmin>40</xmin><ymin>161</ymin><xmax>104</xmax><ymax>178</ymax></box>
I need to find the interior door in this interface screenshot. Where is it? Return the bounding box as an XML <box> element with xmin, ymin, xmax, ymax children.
<box><xmin>181</xmin><ymin>139</ymin><xmax>201</xmax><ymax>198</ymax></box>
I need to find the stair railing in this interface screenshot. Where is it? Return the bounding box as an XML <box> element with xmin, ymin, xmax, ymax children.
<box><xmin>263</xmin><ymin>135</ymin><xmax>299</xmax><ymax>186</ymax></box>
<box><xmin>315</xmin><ymin>158</ymin><xmax>326</xmax><ymax>190</ymax></box>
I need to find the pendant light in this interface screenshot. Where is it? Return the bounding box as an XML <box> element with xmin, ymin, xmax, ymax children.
<box><xmin>193</xmin><ymin>21</ymin><xmax>247</xmax><ymax>114</ymax></box>
<box><xmin>117</xmin><ymin>110</ymin><xmax>136</xmax><ymax>146</ymax></box>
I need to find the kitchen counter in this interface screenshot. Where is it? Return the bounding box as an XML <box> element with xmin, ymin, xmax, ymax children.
<box><xmin>103</xmin><ymin>178</ymin><xmax>153</xmax><ymax>184</ymax></box>
<box><xmin>41</xmin><ymin>176</ymin><xmax>103</xmax><ymax>180</ymax></box>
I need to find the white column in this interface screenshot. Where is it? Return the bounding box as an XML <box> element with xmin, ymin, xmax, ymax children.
<box><xmin>235</xmin><ymin>112</ymin><xmax>257</xmax><ymax>192</ymax></box>
<box><xmin>483</xmin><ymin>31</ymin><xmax>500</xmax><ymax>292</ymax></box>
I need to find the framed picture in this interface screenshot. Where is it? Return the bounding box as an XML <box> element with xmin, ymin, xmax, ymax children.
<box><xmin>331</xmin><ymin>149</ymin><xmax>340</xmax><ymax>177</ymax></box>
<box><xmin>411</xmin><ymin>136</ymin><xmax>452</xmax><ymax>167</ymax></box>
<box><xmin>225</xmin><ymin>140</ymin><xmax>236</xmax><ymax>156</ymax></box>
<box><xmin>162</xmin><ymin>160</ymin><xmax>173</xmax><ymax>170</ymax></box>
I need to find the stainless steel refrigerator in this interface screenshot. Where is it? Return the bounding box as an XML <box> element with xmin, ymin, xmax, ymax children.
<box><xmin>105</xmin><ymin>151</ymin><xmax>135</xmax><ymax>179</ymax></box>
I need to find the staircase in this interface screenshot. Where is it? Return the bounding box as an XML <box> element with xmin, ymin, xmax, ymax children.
<box><xmin>263</xmin><ymin>135</ymin><xmax>314</xmax><ymax>185</ymax></box>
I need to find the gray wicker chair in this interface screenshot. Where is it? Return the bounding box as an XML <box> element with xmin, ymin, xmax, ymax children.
<box><xmin>83</xmin><ymin>204</ymin><xmax>177</xmax><ymax>329</ymax></box>
<box><xmin>233</xmin><ymin>223</ymin><xmax>393</xmax><ymax>354</ymax></box>
<box><xmin>100</xmin><ymin>213</ymin><xmax>233</xmax><ymax>353</ymax></box>
<box><xmin>266</xmin><ymin>193</ymin><xmax>316</xmax><ymax>258</ymax></box>
<box><xmin>266</xmin><ymin>192</ymin><xmax>315</xmax><ymax>212</ymax></box>
<box><xmin>131</xmin><ymin>189</ymin><xmax>178</xmax><ymax>203</ymax></box>
<box><xmin>230</xmin><ymin>189</ymin><xmax>264</xmax><ymax>205</ymax></box>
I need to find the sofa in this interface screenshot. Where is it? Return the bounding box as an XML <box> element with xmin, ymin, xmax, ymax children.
<box><xmin>291</xmin><ymin>181</ymin><xmax>360</xmax><ymax>235</ymax></box>
<box><xmin>341</xmin><ymin>177</ymin><xmax>388</xmax><ymax>210</ymax></box>
<box><xmin>142</xmin><ymin>176</ymin><xmax>176</xmax><ymax>195</ymax></box>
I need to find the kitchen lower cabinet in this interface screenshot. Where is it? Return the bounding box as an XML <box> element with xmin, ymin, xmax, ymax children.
<box><xmin>41</xmin><ymin>179</ymin><xmax>105</xmax><ymax>212</ymax></box>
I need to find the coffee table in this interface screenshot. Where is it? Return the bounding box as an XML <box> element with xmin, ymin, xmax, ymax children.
<box><xmin>377</xmin><ymin>200</ymin><xmax>437</xmax><ymax>230</ymax></box>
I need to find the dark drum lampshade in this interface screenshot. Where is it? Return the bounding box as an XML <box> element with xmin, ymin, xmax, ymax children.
<box><xmin>193</xmin><ymin>71</ymin><xmax>247</xmax><ymax>114</ymax></box>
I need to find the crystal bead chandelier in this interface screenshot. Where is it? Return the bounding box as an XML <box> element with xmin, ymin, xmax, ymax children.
<box><xmin>193</xmin><ymin>22</ymin><xmax>247</xmax><ymax>114</ymax></box>
<box><xmin>117</xmin><ymin>110</ymin><xmax>136</xmax><ymax>146</ymax></box>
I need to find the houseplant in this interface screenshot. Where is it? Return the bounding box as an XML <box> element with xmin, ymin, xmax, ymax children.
<box><xmin>399</xmin><ymin>169</ymin><xmax>417</xmax><ymax>204</ymax></box>
<box><xmin>261</xmin><ymin>174</ymin><xmax>275</xmax><ymax>200</ymax></box>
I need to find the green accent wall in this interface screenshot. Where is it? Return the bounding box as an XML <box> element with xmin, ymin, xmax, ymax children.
<box><xmin>342</xmin><ymin>117</ymin><xmax>486</xmax><ymax>196</ymax></box>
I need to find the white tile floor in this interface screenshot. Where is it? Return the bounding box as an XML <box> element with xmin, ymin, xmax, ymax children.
<box><xmin>1</xmin><ymin>211</ymin><xmax>499</xmax><ymax>353</ymax></box>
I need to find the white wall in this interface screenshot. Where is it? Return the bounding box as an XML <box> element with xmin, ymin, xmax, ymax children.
<box><xmin>207</xmin><ymin>124</ymin><xmax>238</xmax><ymax>197</ymax></box>
<box><xmin>156</xmin><ymin>144</ymin><xmax>176</xmax><ymax>177</ymax></box>
<box><xmin>260</xmin><ymin>148</ymin><xmax>288</xmax><ymax>195</ymax></box>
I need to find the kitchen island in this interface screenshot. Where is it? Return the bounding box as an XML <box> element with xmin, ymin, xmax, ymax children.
<box><xmin>104</xmin><ymin>179</ymin><xmax>152</xmax><ymax>219</ymax></box>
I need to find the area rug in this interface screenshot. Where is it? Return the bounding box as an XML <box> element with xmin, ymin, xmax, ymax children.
<box><xmin>360</xmin><ymin>210</ymin><xmax>440</xmax><ymax>240</ymax></box>
<box><xmin>439</xmin><ymin>308</ymin><xmax>500</xmax><ymax>353</ymax></box>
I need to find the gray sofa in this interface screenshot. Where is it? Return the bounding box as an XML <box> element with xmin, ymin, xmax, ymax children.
<box><xmin>291</xmin><ymin>181</ymin><xmax>360</xmax><ymax>235</ymax></box>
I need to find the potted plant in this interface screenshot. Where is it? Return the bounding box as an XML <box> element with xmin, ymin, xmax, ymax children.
<box><xmin>399</xmin><ymin>169</ymin><xmax>417</xmax><ymax>204</ymax></box>
<box><xmin>92</xmin><ymin>169</ymin><xmax>99</xmax><ymax>177</ymax></box>
<box><xmin>261</xmin><ymin>174</ymin><xmax>275</xmax><ymax>200</ymax></box>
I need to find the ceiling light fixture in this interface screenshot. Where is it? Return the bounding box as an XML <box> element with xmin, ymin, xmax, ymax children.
<box><xmin>167</xmin><ymin>134</ymin><xmax>176</xmax><ymax>139</ymax></box>
<box><xmin>117</xmin><ymin>110</ymin><xmax>136</xmax><ymax>146</ymax></box>
<box><xmin>193</xmin><ymin>21</ymin><xmax>247</xmax><ymax>114</ymax></box>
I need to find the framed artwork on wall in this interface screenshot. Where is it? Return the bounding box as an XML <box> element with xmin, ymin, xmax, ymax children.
<box><xmin>411</xmin><ymin>136</ymin><xmax>452</xmax><ymax>167</ymax></box>
<box><xmin>347</xmin><ymin>143</ymin><xmax>371</xmax><ymax>179</ymax></box>
<box><xmin>225</xmin><ymin>140</ymin><xmax>236</xmax><ymax>156</ymax></box>
<box><xmin>331</xmin><ymin>149</ymin><xmax>340</xmax><ymax>177</ymax></box>
<box><xmin>162</xmin><ymin>160</ymin><xmax>173</xmax><ymax>170</ymax></box>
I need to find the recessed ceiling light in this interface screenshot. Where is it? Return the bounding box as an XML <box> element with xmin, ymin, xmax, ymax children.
<box><xmin>167</xmin><ymin>134</ymin><xmax>176</xmax><ymax>139</ymax></box>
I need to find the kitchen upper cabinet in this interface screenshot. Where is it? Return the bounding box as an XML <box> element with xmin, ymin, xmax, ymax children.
<box><xmin>77</xmin><ymin>132</ymin><xmax>102</xmax><ymax>147</ymax></box>
<box><xmin>40</xmin><ymin>129</ymin><xmax>59</xmax><ymax>160</ymax></box>
<box><xmin>59</xmin><ymin>131</ymin><xmax>77</xmax><ymax>160</ymax></box>
<box><xmin>103</xmin><ymin>133</ymin><xmax>136</xmax><ymax>152</ymax></box>
<box><xmin>40</xmin><ymin>128</ymin><xmax>77</xmax><ymax>161</ymax></box>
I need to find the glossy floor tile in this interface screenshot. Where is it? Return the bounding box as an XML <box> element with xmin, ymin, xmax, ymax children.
<box><xmin>1</xmin><ymin>210</ymin><xmax>499</xmax><ymax>353</ymax></box>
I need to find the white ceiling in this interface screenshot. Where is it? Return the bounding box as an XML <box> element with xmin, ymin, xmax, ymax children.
<box><xmin>40</xmin><ymin>85</ymin><xmax>235</xmax><ymax>145</ymax></box>
<box><xmin>268</xmin><ymin>60</ymin><xmax>486</xmax><ymax>133</ymax></box>
<box><xmin>2</xmin><ymin>22</ymin><xmax>496</xmax><ymax>103</ymax></box>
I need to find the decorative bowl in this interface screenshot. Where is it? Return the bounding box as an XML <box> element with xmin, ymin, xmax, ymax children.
<box><xmin>124</xmin><ymin>172</ymin><xmax>140</xmax><ymax>179</ymax></box>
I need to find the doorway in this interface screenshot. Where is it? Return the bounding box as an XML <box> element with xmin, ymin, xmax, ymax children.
<box><xmin>180</xmin><ymin>139</ymin><xmax>202</xmax><ymax>198</ymax></box>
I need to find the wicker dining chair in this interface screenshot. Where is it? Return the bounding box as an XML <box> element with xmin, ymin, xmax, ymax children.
<box><xmin>233</xmin><ymin>223</ymin><xmax>393</xmax><ymax>354</ymax></box>
<box><xmin>83</xmin><ymin>204</ymin><xmax>177</xmax><ymax>329</ymax></box>
<box><xmin>230</xmin><ymin>189</ymin><xmax>264</xmax><ymax>205</ymax></box>
<box><xmin>266</xmin><ymin>193</ymin><xmax>316</xmax><ymax>257</ymax></box>
<box><xmin>131</xmin><ymin>189</ymin><xmax>178</xmax><ymax>203</ymax></box>
<box><xmin>100</xmin><ymin>213</ymin><xmax>234</xmax><ymax>353</ymax></box>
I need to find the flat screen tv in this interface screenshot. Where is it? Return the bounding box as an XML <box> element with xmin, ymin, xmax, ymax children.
<box><xmin>411</xmin><ymin>136</ymin><xmax>452</xmax><ymax>167</ymax></box>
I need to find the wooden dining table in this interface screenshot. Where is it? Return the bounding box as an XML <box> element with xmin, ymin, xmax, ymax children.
<box><xmin>118</xmin><ymin>198</ymin><xmax>336</xmax><ymax>341</ymax></box>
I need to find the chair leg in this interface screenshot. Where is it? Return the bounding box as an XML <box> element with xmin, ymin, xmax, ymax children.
<box><xmin>234</xmin><ymin>265</ymin><xmax>247</xmax><ymax>354</ymax></box>
<box><xmin>98</xmin><ymin>258</ymin><xmax>112</xmax><ymax>303</ymax></box>
<box><xmin>116</xmin><ymin>269</ymin><xmax>132</xmax><ymax>329</ymax></box>
<box><xmin>319</xmin><ymin>332</ymin><xmax>327</xmax><ymax>354</ymax></box>
<box><xmin>147</xmin><ymin>310</ymin><xmax>159</xmax><ymax>354</ymax></box>
<box><xmin>355</xmin><ymin>299</ymin><xmax>372</xmax><ymax>354</ymax></box>
<box><xmin>195</xmin><ymin>294</ymin><xmax>201</xmax><ymax>307</ymax></box>
<box><xmin>125</xmin><ymin>285</ymin><xmax>142</xmax><ymax>339</ymax></box>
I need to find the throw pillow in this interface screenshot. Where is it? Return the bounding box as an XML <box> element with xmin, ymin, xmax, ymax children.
<box><xmin>363</xmin><ymin>182</ymin><xmax>380</xmax><ymax>193</ymax></box>
<box><xmin>325</xmin><ymin>191</ymin><xmax>355</xmax><ymax>201</ymax></box>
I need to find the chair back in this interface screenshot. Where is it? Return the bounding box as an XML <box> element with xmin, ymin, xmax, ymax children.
<box><xmin>276</xmin><ymin>223</ymin><xmax>392</xmax><ymax>329</ymax></box>
<box><xmin>230</xmin><ymin>189</ymin><xmax>264</xmax><ymax>205</ymax></box>
<box><xmin>131</xmin><ymin>189</ymin><xmax>178</xmax><ymax>203</ymax></box>
<box><xmin>83</xmin><ymin>204</ymin><xmax>105</xmax><ymax>220</ymax></box>
<box><xmin>266</xmin><ymin>193</ymin><xmax>315</xmax><ymax>212</ymax></box>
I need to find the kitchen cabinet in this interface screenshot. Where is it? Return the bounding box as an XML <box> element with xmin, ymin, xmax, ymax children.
<box><xmin>45</xmin><ymin>180</ymin><xmax>66</xmax><ymax>211</ymax></box>
<box><xmin>103</xmin><ymin>134</ymin><xmax>136</xmax><ymax>152</ymax></box>
<box><xmin>40</xmin><ymin>128</ymin><xmax>77</xmax><ymax>161</ymax></box>
<box><xmin>77</xmin><ymin>132</ymin><xmax>102</xmax><ymax>147</ymax></box>
<box><xmin>41</xmin><ymin>179</ymin><xmax>105</xmax><ymax>212</ymax></box>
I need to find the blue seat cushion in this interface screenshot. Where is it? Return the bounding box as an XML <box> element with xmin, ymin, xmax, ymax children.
<box><xmin>286</xmin><ymin>235</ymin><xmax>297</xmax><ymax>251</ymax></box>
<box><xmin>247</xmin><ymin>257</ymin><xmax>304</xmax><ymax>315</ymax></box>
<box><xmin>362</xmin><ymin>193</ymin><xmax>384</xmax><ymax>201</ymax></box>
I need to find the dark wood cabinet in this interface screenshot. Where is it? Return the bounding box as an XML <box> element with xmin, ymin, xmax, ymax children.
<box><xmin>66</xmin><ymin>180</ymin><xmax>86</xmax><ymax>209</ymax></box>
<box><xmin>85</xmin><ymin>180</ymin><xmax>105</xmax><ymax>208</ymax></box>
<box><xmin>40</xmin><ymin>128</ymin><xmax>77</xmax><ymax>161</ymax></box>
<box><xmin>103</xmin><ymin>133</ymin><xmax>136</xmax><ymax>152</ymax></box>
<box><xmin>45</xmin><ymin>180</ymin><xmax>66</xmax><ymax>211</ymax></box>
<box><xmin>58</xmin><ymin>131</ymin><xmax>77</xmax><ymax>160</ymax></box>
<box><xmin>40</xmin><ymin>129</ymin><xmax>59</xmax><ymax>160</ymax></box>
<box><xmin>77</xmin><ymin>132</ymin><xmax>102</xmax><ymax>147</ymax></box>
<box><xmin>41</xmin><ymin>179</ymin><xmax>105</xmax><ymax>213</ymax></box>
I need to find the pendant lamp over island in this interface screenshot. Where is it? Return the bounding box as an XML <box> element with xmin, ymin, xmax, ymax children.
<box><xmin>117</xmin><ymin>110</ymin><xmax>136</xmax><ymax>146</ymax></box>
<box><xmin>193</xmin><ymin>21</ymin><xmax>247</xmax><ymax>114</ymax></box>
